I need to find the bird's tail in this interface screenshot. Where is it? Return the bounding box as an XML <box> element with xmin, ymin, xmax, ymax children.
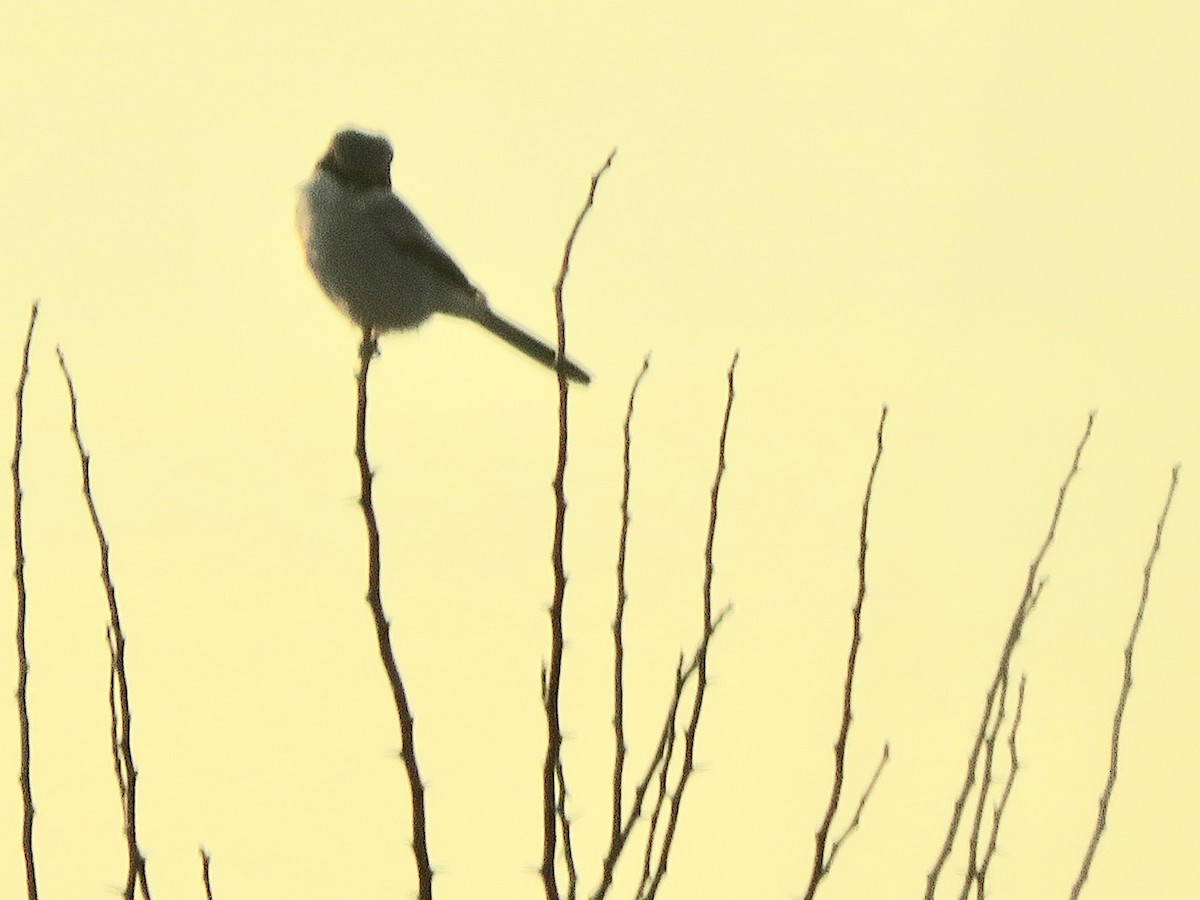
<box><xmin>474</xmin><ymin>308</ymin><xmax>592</xmax><ymax>384</ymax></box>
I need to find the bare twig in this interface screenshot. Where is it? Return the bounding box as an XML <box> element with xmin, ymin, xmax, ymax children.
<box><xmin>540</xmin><ymin>665</ymin><xmax>579</xmax><ymax>900</ymax></box>
<box><xmin>11</xmin><ymin>301</ymin><xmax>39</xmax><ymax>900</ymax></box>
<box><xmin>926</xmin><ymin>411</ymin><xmax>1096</xmax><ymax>900</ymax></box>
<box><xmin>556</xmin><ymin>754</ymin><xmax>578</xmax><ymax>900</ymax></box>
<box><xmin>609</xmin><ymin>355</ymin><xmax>651</xmax><ymax>859</ymax></box>
<box><xmin>106</xmin><ymin>629</ymin><xmax>128</xmax><ymax>803</ymax></box>
<box><xmin>637</xmin><ymin>658</ymin><xmax>684</xmax><ymax>900</ymax></box>
<box><xmin>642</xmin><ymin>352</ymin><xmax>738</xmax><ymax>899</ymax></box>
<box><xmin>1070</xmin><ymin>465</ymin><xmax>1180</xmax><ymax>899</ymax></box>
<box><xmin>590</xmin><ymin>607</ymin><xmax>731</xmax><ymax>900</ymax></box>
<box><xmin>823</xmin><ymin>743</ymin><xmax>890</xmax><ymax>878</ymax></box>
<box><xmin>975</xmin><ymin>675</ymin><xmax>1027</xmax><ymax>899</ymax></box>
<box><xmin>354</xmin><ymin>330</ymin><xmax>432</xmax><ymax>899</ymax></box>
<box><xmin>542</xmin><ymin>149</ymin><xmax>616</xmax><ymax>900</ymax></box>
<box><xmin>58</xmin><ymin>347</ymin><xmax>152</xmax><ymax>900</ymax></box>
<box><xmin>804</xmin><ymin>404</ymin><xmax>888</xmax><ymax>900</ymax></box>
<box><xmin>199</xmin><ymin>846</ymin><xmax>214</xmax><ymax>900</ymax></box>
<box><xmin>958</xmin><ymin>669</ymin><xmax>1013</xmax><ymax>900</ymax></box>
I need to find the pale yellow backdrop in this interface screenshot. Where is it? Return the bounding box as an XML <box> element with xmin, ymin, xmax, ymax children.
<box><xmin>1</xmin><ymin>2</ymin><xmax>1197</xmax><ymax>898</ymax></box>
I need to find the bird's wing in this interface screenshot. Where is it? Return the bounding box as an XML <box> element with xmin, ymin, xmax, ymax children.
<box><xmin>361</xmin><ymin>191</ymin><xmax>477</xmax><ymax>292</ymax></box>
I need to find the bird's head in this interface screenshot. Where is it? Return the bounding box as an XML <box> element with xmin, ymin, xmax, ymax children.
<box><xmin>319</xmin><ymin>128</ymin><xmax>394</xmax><ymax>191</ymax></box>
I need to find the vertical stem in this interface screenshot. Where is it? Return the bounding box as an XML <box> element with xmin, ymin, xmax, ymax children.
<box><xmin>354</xmin><ymin>332</ymin><xmax>433</xmax><ymax>899</ymax></box>
<box><xmin>12</xmin><ymin>302</ymin><xmax>39</xmax><ymax>900</ymax></box>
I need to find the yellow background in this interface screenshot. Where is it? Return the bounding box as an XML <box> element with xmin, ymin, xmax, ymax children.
<box><xmin>2</xmin><ymin>2</ymin><xmax>1197</xmax><ymax>898</ymax></box>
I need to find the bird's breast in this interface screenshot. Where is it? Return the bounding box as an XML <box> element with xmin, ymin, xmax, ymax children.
<box><xmin>296</xmin><ymin>173</ymin><xmax>435</xmax><ymax>331</ymax></box>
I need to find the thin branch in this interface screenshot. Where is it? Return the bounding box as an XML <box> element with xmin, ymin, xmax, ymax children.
<box><xmin>556</xmin><ymin>755</ymin><xmax>578</xmax><ymax>900</ymax></box>
<box><xmin>540</xmin><ymin>664</ymin><xmax>579</xmax><ymax>900</ymax></box>
<box><xmin>1069</xmin><ymin>464</ymin><xmax>1180</xmax><ymax>900</ymax></box>
<box><xmin>106</xmin><ymin>628</ymin><xmax>128</xmax><ymax>805</ymax></box>
<box><xmin>822</xmin><ymin>743</ymin><xmax>890</xmax><ymax>878</ymax></box>
<box><xmin>975</xmin><ymin>675</ymin><xmax>1027</xmax><ymax>899</ymax></box>
<box><xmin>58</xmin><ymin>347</ymin><xmax>152</xmax><ymax>900</ymax></box>
<box><xmin>543</xmin><ymin>149</ymin><xmax>616</xmax><ymax>900</ymax></box>
<box><xmin>11</xmin><ymin>301</ymin><xmax>39</xmax><ymax>900</ymax></box>
<box><xmin>958</xmin><ymin>669</ymin><xmax>1013</xmax><ymax>900</ymax></box>
<box><xmin>354</xmin><ymin>330</ymin><xmax>432</xmax><ymax>899</ymax></box>
<box><xmin>609</xmin><ymin>355</ymin><xmax>651</xmax><ymax>860</ymax></box>
<box><xmin>636</xmin><ymin>656</ymin><xmax>683</xmax><ymax>900</ymax></box>
<box><xmin>804</xmin><ymin>404</ymin><xmax>888</xmax><ymax>900</ymax></box>
<box><xmin>642</xmin><ymin>352</ymin><xmax>739</xmax><ymax>899</ymax></box>
<box><xmin>199</xmin><ymin>847</ymin><xmax>214</xmax><ymax>900</ymax></box>
<box><xmin>926</xmin><ymin>411</ymin><xmax>1096</xmax><ymax>900</ymax></box>
<box><xmin>590</xmin><ymin>607</ymin><xmax>731</xmax><ymax>900</ymax></box>
<box><xmin>551</xmin><ymin>147</ymin><xmax>616</xmax><ymax>380</ymax></box>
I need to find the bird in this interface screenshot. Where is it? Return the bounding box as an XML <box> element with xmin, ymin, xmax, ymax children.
<box><xmin>296</xmin><ymin>128</ymin><xmax>591</xmax><ymax>384</ymax></box>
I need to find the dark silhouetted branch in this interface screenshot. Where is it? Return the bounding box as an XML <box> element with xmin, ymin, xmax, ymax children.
<box><xmin>590</xmin><ymin>607</ymin><xmax>731</xmax><ymax>900</ymax></box>
<box><xmin>637</xmin><ymin>657</ymin><xmax>682</xmax><ymax>899</ymax></box>
<box><xmin>975</xmin><ymin>675</ymin><xmax>1027</xmax><ymax>899</ymax></box>
<box><xmin>926</xmin><ymin>411</ymin><xmax>1096</xmax><ymax>900</ymax></box>
<box><xmin>959</xmin><ymin>666</ymin><xmax>1016</xmax><ymax>900</ymax></box>
<box><xmin>199</xmin><ymin>846</ymin><xmax>214</xmax><ymax>900</ymax></box>
<box><xmin>105</xmin><ymin>628</ymin><xmax>127</xmax><ymax>808</ymax></box>
<box><xmin>608</xmin><ymin>355</ymin><xmax>651</xmax><ymax>861</ymax></box>
<box><xmin>557</xmin><ymin>755</ymin><xmax>578</xmax><ymax>900</ymax></box>
<box><xmin>59</xmin><ymin>347</ymin><xmax>152</xmax><ymax>900</ymax></box>
<box><xmin>354</xmin><ymin>330</ymin><xmax>432</xmax><ymax>900</ymax></box>
<box><xmin>11</xmin><ymin>301</ymin><xmax>39</xmax><ymax>900</ymax></box>
<box><xmin>804</xmin><ymin>404</ymin><xmax>889</xmax><ymax>900</ymax></box>
<box><xmin>824</xmin><ymin>743</ymin><xmax>890</xmax><ymax>879</ymax></box>
<box><xmin>542</xmin><ymin>149</ymin><xmax>616</xmax><ymax>900</ymax></box>
<box><xmin>641</xmin><ymin>352</ymin><xmax>738</xmax><ymax>899</ymax></box>
<box><xmin>1070</xmin><ymin>464</ymin><xmax>1180</xmax><ymax>899</ymax></box>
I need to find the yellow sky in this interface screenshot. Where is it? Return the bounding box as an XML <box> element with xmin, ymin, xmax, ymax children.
<box><xmin>1</xmin><ymin>2</ymin><xmax>1198</xmax><ymax>898</ymax></box>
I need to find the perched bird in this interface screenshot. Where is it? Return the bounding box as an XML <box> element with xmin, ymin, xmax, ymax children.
<box><xmin>296</xmin><ymin>128</ymin><xmax>591</xmax><ymax>384</ymax></box>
